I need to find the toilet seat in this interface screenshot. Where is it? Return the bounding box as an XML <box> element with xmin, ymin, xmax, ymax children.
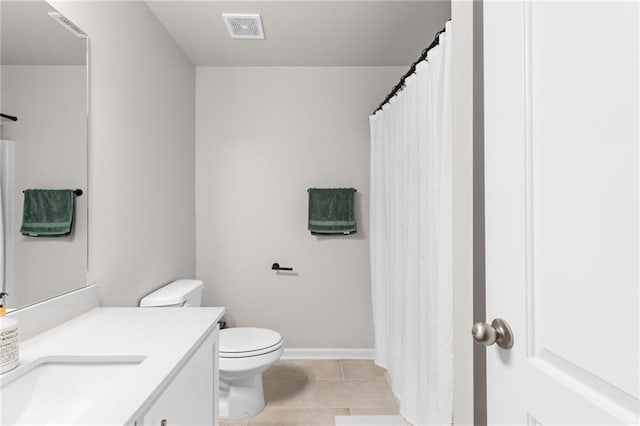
<box><xmin>219</xmin><ymin>327</ymin><xmax>283</xmax><ymax>358</ymax></box>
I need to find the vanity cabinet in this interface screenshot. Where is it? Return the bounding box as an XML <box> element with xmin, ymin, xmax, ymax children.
<box><xmin>137</xmin><ymin>325</ymin><xmax>219</xmax><ymax>426</ymax></box>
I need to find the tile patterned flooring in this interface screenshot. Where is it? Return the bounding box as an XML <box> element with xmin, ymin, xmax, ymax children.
<box><xmin>220</xmin><ymin>360</ymin><xmax>401</xmax><ymax>426</ymax></box>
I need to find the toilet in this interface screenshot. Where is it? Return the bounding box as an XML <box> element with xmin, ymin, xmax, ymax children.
<box><xmin>139</xmin><ymin>279</ymin><xmax>284</xmax><ymax>420</ymax></box>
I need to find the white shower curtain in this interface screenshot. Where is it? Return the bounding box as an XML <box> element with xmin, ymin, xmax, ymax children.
<box><xmin>369</xmin><ymin>21</ymin><xmax>453</xmax><ymax>426</ymax></box>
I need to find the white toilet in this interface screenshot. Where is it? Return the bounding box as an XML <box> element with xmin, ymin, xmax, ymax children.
<box><xmin>140</xmin><ymin>279</ymin><xmax>284</xmax><ymax>420</ymax></box>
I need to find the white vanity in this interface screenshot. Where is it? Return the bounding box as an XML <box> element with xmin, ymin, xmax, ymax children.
<box><xmin>1</xmin><ymin>299</ymin><xmax>225</xmax><ymax>425</ymax></box>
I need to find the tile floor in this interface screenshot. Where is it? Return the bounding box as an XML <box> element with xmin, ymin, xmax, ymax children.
<box><xmin>220</xmin><ymin>360</ymin><xmax>403</xmax><ymax>426</ymax></box>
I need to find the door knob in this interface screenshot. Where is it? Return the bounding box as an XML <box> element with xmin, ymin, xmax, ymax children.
<box><xmin>471</xmin><ymin>318</ymin><xmax>513</xmax><ymax>349</ymax></box>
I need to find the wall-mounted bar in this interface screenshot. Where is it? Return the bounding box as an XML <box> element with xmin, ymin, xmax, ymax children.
<box><xmin>272</xmin><ymin>262</ymin><xmax>293</xmax><ymax>271</ymax></box>
<box><xmin>0</xmin><ymin>114</ymin><xmax>18</xmax><ymax>122</ymax></box>
<box><xmin>307</xmin><ymin>188</ymin><xmax>357</xmax><ymax>193</ymax></box>
<box><xmin>22</xmin><ymin>189</ymin><xmax>83</xmax><ymax>196</ymax></box>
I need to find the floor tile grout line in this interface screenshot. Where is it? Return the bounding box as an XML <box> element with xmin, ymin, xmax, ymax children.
<box><xmin>339</xmin><ymin>359</ymin><xmax>345</xmax><ymax>380</ymax></box>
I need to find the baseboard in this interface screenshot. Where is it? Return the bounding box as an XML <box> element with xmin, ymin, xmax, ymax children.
<box><xmin>282</xmin><ymin>348</ymin><xmax>374</xmax><ymax>360</ymax></box>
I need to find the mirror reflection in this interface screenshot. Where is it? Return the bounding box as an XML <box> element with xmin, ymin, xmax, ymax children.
<box><xmin>1</xmin><ymin>0</ymin><xmax>88</xmax><ymax>310</ymax></box>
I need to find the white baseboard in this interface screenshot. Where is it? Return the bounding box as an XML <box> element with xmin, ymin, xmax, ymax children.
<box><xmin>282</xmin><ymin>348</ymin><xmax>374</xmax><ymax>360</ymax></box>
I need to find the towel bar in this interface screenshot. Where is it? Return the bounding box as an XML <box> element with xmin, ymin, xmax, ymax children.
<box><xmin>307</xmin><ymin>188</ymin><xmax>357</xmax><ymax>193</ymax></box>
<box><xmin>0</xmin><ymin>113</ymin><xmax>17</xmax><ymax>122</ymax></box>
<box><xmin>22</xmin><ymin>189</ymin><xmax>83</xmax><ymax>196</ymax></box>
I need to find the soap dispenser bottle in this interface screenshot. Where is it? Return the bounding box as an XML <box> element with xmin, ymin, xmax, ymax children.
<box><xmin>0</xmin><ymin>292</ymin><xmax>19</xmax><ymax>374</ymax></box>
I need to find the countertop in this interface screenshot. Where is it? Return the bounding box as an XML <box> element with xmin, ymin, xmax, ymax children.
<box><xmin>10</xmin><ymin>307</ymin><xmax>225</xmax><ymax>425</ymax></box>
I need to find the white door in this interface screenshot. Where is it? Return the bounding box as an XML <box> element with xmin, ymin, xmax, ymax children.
<box><xmin>483</xmin><ymin>1</ymin><xmax>639</xmax><ymax>424</ymax></box>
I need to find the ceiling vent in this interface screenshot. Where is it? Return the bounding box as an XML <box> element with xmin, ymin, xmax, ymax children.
<box><xmin>222</xmin><ymin>14</ymin><xmax>264</xmax><ymax>40</ymax></box>
<box><xmin>48</xmin><ymin>12</ymin><xmax>87</xmax><ymax>39</ymax></box>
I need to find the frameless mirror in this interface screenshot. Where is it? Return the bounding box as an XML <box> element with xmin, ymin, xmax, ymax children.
<box><xmin>1</xmin><ymin>0</ymin><xmax>88</xmax><ymax>310</ymax></box>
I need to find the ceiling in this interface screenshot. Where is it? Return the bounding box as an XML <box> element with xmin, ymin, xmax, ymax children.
<box><xmin>146</xmin><ymin>1</ymin><xmax>451</xmax><ymax>66</ymax></box>
<box><xmin>1</xmin><ymin>0</ymin><xmax>87</xmax><ymax>66</ymax></box>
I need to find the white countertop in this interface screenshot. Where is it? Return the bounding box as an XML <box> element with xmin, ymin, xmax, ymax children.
<box><xmin>11</xmin><ymin>307</ymin><xmax>225</xmax><ymax>425</ymax></box>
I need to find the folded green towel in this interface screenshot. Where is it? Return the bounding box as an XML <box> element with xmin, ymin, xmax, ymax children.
<box><xmin>20</xmin><ymin>189</ymin><xmax>75</xmax><ymax>237</ymax></box>
<box><xmin>308</xmin><ymin>188</ymin><xmax>357</xmax><ymax>235</ymax></box>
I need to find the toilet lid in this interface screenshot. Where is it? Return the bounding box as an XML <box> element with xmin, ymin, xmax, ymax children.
<box><xmin>219</xmin><ymin>327</ymin><xmax>282</xmax><ymax>358</ymax></box>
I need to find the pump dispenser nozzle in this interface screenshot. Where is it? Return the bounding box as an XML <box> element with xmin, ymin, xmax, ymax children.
<box><xmin>0</xmin><ymin>292</ymin><xmax>7</xmax><ymax>316</ymax></box>
<box><xmin>0</xmin><ymin>291</ymin><xmax>18</xmax><ymax>373</ymax></box>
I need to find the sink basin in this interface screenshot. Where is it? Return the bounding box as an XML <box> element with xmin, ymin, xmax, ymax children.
<box><xmin>0</xmin><ymin>355</ymin><xmax>145</xmax><ymax>425</ymax></box>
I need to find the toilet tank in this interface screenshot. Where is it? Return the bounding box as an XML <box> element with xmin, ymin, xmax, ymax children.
<box><xmin>139</xmin><ymin>279</ymin><xmax>204</xmax><ymax>307</ymax></box>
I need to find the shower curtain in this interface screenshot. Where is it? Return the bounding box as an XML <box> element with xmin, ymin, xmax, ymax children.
<box><xmin>369</xmin><ymin>21</ymin><xmax>453</xmax><ymax>426</ymax></box>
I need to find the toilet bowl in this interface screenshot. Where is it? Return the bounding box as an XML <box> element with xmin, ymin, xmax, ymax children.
<box><xmin>139</xmin><ymin>280</ymin><xmax>283</xmax><ymax>421</ymax></box>
<box><xmin>218</xmin><ymin>327</ymin><xmax>283</xmax><ymax>420</ymax></box>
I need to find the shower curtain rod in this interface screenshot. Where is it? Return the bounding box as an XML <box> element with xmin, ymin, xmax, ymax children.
<box><xmin>373</xmin><ymin>22</ymin><xmax>449</xmax><ymax>115</ymax></box>
<box><xmin>0</xmin><ymin>113</ymin><xmax>17</xmax><ymax>122</ymax></box>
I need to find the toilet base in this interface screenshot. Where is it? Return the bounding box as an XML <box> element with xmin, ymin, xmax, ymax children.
<box><xmin>219</xmin><ymin>373</ymin><xmax>266</xmax><ymax>420</ymax></box>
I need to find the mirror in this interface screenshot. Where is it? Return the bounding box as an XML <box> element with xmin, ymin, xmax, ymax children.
<box><xmin>1</xmin><ymin>1</ymin><xmax>88</xmax><ymax>310</ymax></box>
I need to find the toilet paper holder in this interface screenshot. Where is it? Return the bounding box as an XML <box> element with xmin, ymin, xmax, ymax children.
<box><xmin>271</xmin><ymin>263</ymin><xmax>293</xmax><ymax>271</ymax></box>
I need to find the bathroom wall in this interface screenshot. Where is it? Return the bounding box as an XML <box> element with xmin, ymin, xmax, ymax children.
<box><xmin>48</xmin><ymin>1</ymin><xmax>196</xmax><ymax>306</ymax></box>
<box><xmin>1</xmin><ymin>65</ymin><xmax>87</xmax><ymax>307</ymax></box>
<box><xmin>196</xmin><ymin>66</ymin><xmax>403</xmax><ymax>348</ymax></box>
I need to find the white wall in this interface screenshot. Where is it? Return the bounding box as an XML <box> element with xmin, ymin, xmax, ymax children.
<box><xmin>1</xmin><ymin>65</ymin><xmax>87</xmax><ymax>308</ymax></box>
<box><xmin>49</xmin><ymin>1</ymin><xmax>196</xmax><ymax>306</ymax></box>
<box><xmin>451</xmin><ymin>0</ymin><xmax>476</xmax><ymax>424</ymax></box>
<box><xmin>196</xmin><ymin>66</ymin><xmax>402</xmax><ymax>348</ymax></box>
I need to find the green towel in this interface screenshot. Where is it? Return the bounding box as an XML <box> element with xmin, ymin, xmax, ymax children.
<box><xmin>308</xmin><ymin>188</ymin><xmax>357</xmax><ymax>235</ymax></box>
<box><xmin>20</xmin><ymin>189</ymin><xmax>75</xmax><ymax>237</ymax></box>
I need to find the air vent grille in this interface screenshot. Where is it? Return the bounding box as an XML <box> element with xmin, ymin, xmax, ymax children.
<box><xmin>48</xmin><ymin>12</ymin><xmax>87</xmax><ymax>39</ymax></box>
<box><xmin>222</xmin><ymin>14</ymin><xmax>264</xmax><ymax>39</ymax></box>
